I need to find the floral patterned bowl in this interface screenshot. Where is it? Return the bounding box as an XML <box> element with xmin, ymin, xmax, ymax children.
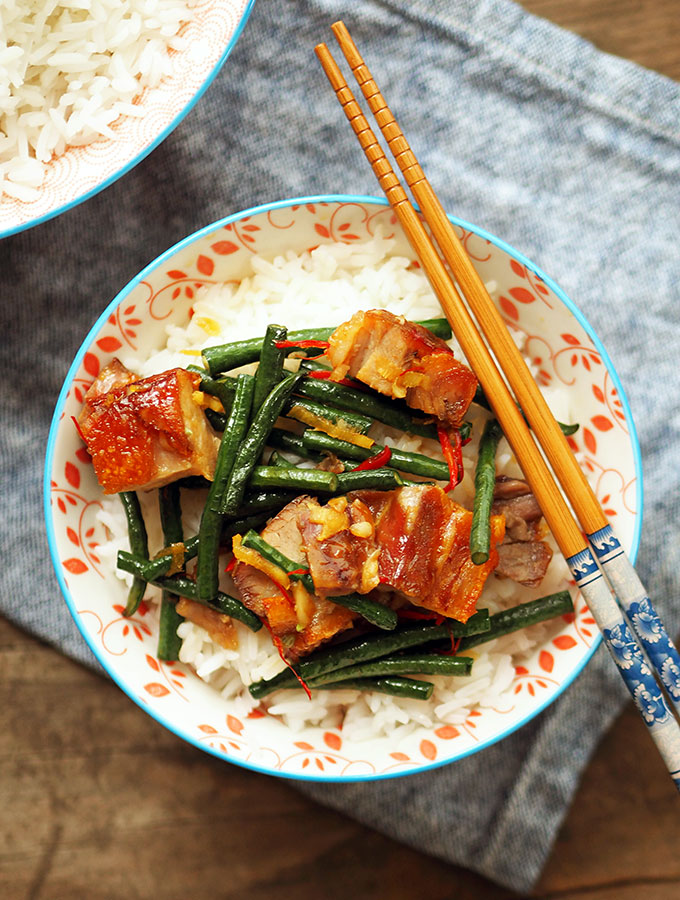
<box><xmin>45</xmin><ymin>195</ymin><xmax>642</xmax><ymax>781</ymax></box>
<box><xmin>0</xmin><ymin>0</ymin><xmax>255</xmax><ymax>239</ymax></box>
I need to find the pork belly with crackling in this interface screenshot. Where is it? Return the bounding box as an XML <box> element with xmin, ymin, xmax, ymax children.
<box><xmin>232</xmin><ymin>484</ymin><xmax>505</xmax><ymax>660</ymax></box>
<box><xmin>232</xmin><ymin>496</ymin><xmax>359</xmax><ymax>661</ymax></box>
<box><xmin>78</xmin><ymin>359</ymin><xmax>220</xmax><ymax>494</ymax></box>
<box><xmin>326</xmin><ymin>309</ymin><xmax>478</xmax><ymax>427</ymax></box>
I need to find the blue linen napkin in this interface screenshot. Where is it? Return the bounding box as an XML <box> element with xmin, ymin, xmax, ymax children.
<box><xmin>2</xmin><ymin>0</ymin><xmax>679</xmax><ymax>892</ymax></box>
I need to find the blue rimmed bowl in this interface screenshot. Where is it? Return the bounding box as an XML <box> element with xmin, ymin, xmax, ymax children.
<box><xmin>0</xmin><ymin>0</ymin><xmax>255</xmax><ymax>239</ymax></box>
<box><xmin>45</xmin><ymin>195</ymin><xmax>642</xmax><ymax>781</ymax></box>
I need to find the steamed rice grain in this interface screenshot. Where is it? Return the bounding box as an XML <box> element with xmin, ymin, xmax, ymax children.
<box><xmin>0</xmin><ymin>1</ymin><xmax>194</xmax><ymax>201</ymax></box>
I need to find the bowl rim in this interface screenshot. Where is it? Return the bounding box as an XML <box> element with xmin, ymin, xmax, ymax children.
<box><xmin>44</xmin><ymin>193</ymin><xmax>643</xmax><ymax>781</ymax></box>
<box><xmin>0</xmin><ymin>0</ymin><xmax>257</xmax><ymax>241</ymax></box>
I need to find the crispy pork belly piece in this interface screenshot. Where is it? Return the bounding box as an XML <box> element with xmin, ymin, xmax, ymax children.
<box><xmin>78</xmin><ymin>359</ymin><xmax>219</xmax><ymax>494</ymax></box>
<box><xmin>175</xmin><ymin>598</ymin><xmax>237</xmax><ymax>650</ymax></box>
<box><xmin>492</xmin><ymin>476</ymin><xmax>553</xmax><ymax>586</ymax></box>
<box><xmin>232</xmin><ymin>497</ymin><xmax>357</xmax><ymax>662</ymax></box>
<box><xmin>298</xmin><ymin>496</ymin><xmax>381</xmax><ymax>597</ymax></box>
<box><xmin>326</xmin><ymin>309</ymin><xmax>477</xmax><ymax>426</ymax></box>
<box><xmin>356</xmin><ymin>484</ymin><xmax>505</xmax><ymax>622</ymax></box>
<box><xmin>233</xmin><ymin>483</ymin><xmax>505</xmax><ymax>660</ymax></box>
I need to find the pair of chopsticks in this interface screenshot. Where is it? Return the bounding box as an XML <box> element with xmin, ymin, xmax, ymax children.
<box><xmin>316</xmin><ymin>22</ymin><xmax>680</xmax><ymax>791</ymax></box>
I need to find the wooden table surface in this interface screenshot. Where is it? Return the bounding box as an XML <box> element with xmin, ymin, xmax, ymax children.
<box><xmin>3</xmin><ymin>3</ymin><xmax>679</xmax><ymax>898</ymax></box>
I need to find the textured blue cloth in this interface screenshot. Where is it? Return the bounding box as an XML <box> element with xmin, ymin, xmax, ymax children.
<box><xmin>1</xmin><ymin>0</ymin><xmax>679</xmax><ymax>892</ymax></box>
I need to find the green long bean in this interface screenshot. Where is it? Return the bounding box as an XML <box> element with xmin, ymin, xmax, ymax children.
<box><xmin>469</xmin><ymin>419</ymin><xmax>504</xmax><ymax>565</ymax></box>
<box><xmin>248</xmin><ymin>465</ymin><xmax>338</xmax><ymax>493</ymax></box>
<box><xmin>301</xmin><ymin>430</ymin><xmax>451</xmax><ymax>481</ymax></box>
<box><xmin>266</xmin><ymin>428</ymin><xmax>323</xmax><ymax>461</ymax></box>
<box><xmin>118</xmin><ymin>514</ymin><xmax>270</xmax><ymax>583</ymax></box>
<box><xmin>116</xmin><ymin>556</ymin><xmax>262</xmax><ymax>632</ymax></box>
<box><xmin>157</xmin><ymin>484</ymin><xmax>184</xmax><ymax>660</ymax></box>
<box><xmin>202</xmin><ymin>318</ymin><xmax>452</xmax><ymax>375</ymax></box>
<box><xmin>249</xmin><ymin>612</ymin><xmax>490</xmax><ymax>698</ymax></box>
<box><xmin>197</xmin><ymin>374</ymin><xmax>255</xmax><ymax>602</ymax></box>
<box><xmin>301</xmin><ymin>653</ymin><xmax>472</xmax><ymax>686</ymax></box>
<box><xmin>252</xmin><ymin>324</ymin><xmax>287</xmax><ymax>412</ymax></box>
<box><xmin>294</xmin><ymin>371</ymin><xmax>437</xmax><ymax>440</ymax></box>
<box><xmin>220</xmin><ymin>372</ymin><xmax>302</xmax><ymax>515</ymax></box>
<box><xmin>457</xmin><ymin>591</ymin><xmax>574</xmax><ymax>650</ymax></box>
<box><xmin>120</xmin><ymin>491</ymin><xmax>149</xmax><ymax>617</ymax></box>
<box><xmin>334</xmin><ymin>468</ymin><xmax>406</xmax><ymax>493</ymax></box>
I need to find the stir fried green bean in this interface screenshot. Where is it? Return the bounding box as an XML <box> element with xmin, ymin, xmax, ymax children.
<box><xmin>469</xmin><ymin>419</ymin><xmax>504</xmax><ymax>565</ymax></box>
<box><xmin>220</xmin><ymin>372</ymin><xmax>303</xmax><ymax>515</ymax></box>
<box><xmin>120</xmin><ymin>491</ymin><xmax>149</xmax><ymax>617</ymax></box>
<box><xmin>157</xmin><ymin>484</ymin><xmax>184</xmax><ymax>660</ymax></box>
<box><xmin>197</xmin><ymin>374</ymin><xmax>255</xmax><ymax>602</ymax></box>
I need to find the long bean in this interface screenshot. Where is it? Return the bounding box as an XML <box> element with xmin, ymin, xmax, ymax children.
<box><xmin>320</xmin><ymin>593</ymin><xmax>397</xmax><ymax>630</ymax></box>
<box><xmin>202</xmin><ymin>318</ymin><xmax>452</xmax><ymax>376</ymax></box>
<box><xmin>304</xmin><ymin>653</ymin><xmax>472</xmax><ymax>685</ymax></box>
<box><xmin>249</xmin><ymin>612</ymin><xmax>490</xmax><ymax>698</ymax></box>
<box><xmin>240</xmin><ymin>530</ymin><xmax>397</xmax><ymax>631</ymax></box>
<box><xmin>252</xmin><ymin>324</ymin><xmax>287</xmax><ymax>412</ymax></box>
<box><xmin>203</xmin><ymin>328</ymin><xmax>335</xmax><ymax>375</ymax></box>
<box><xmin>310</xmin><ymin>676</ymin><xmax>434</xmax><ymax>700</ymax></box>
<box><xmin>117</xmin><ymin>514</ymin><xmax>270</xmax><ymax>582</ymax></box>
<box><xmin>234</xmin><ymin>489</ymin><xmax>300</xmax><ymax>517</ymax></box>
<box><xmin>205</xmin><ymin>396</ymin><xmax>373</xmax><ymax>438</ymax></box>
<box><xmin>120</xmin><ymin>491</ymin><xmax>149</xmax><ymax>617</ymax></box>
<box><xmin>249</xmin><ymin>465</ymin><xmax>338</xmax><ymax>493</ymax></box>
<box><xmin>197</xmin><ymin>374</ymin><xmax>255</xmax><ymax>601</ymax></box>
<box><xmin>267</xmin><ymin>428</ymin><xmax>322</xmax><ymax>461</ymax></box>
<box><xmin>458</xmin><ymin>591</ymin><xmax>574</xmax><ymax>650</ymax></box>
<box><xmin>295</xmin><ymin>373</ymin><xmax>438</xmax><ymax>440</ymax></box>
<box><xmin>158</xmin><ymin>598</ymin><xmax>185</xmax><ymax>661</ymax></box>
<box><xmin>301</xmin><ymin>430</ymin><xmax>451</xmax><ymax>481</ymax></box>
<box><xmin>204</xmin><ymin>408</ymin><xmax>227</xmax><ymax>432</ymax></box>
<box><xmin>116</xmin><ymin>556</ymin><xmax>262</xmax><ymax>631</ymax></box>
<box><xmin>469</xmin><ymin>419</ymin><xmax>504</xmax><ymax>565</ymax></box>
<box><xmin>334</xmin><ymin>468</ymin><xmax>405</xmax><ymax>493</ymax></box>
<box><xmin>220</xmin><ymin>372</ymin><xmax>303</xmax><ymax>515</ymax></box>
<box><xmin>157</xmin><ymin>484</ymin><xmax>184</xmax><ymax>660</ymax></box>
<box><xmin>285</xmin><ymin>398</ymin><xmax>373</xmax><ymax>434</ymax></box>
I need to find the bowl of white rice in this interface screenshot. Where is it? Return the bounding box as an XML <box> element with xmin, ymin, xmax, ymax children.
<box><xmin>45</xmin><ymin>195</ymin><xmax>642</xmax><ymax>781</ymax></box>
<box><xmin>0</xmin><ymin>0</ymin><xmax>254</xmax><ymax>238</ymax></box>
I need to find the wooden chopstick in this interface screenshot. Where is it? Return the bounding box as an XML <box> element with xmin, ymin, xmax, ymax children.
<box><xmin>315</xmin><ymin>35</ymin><xmax>680</xmax><ymax>791</ymax></box>
<box><xmin>329</xmin><ymin>17</ymin><xmax>680</xmax><ymax>722</ymax></box>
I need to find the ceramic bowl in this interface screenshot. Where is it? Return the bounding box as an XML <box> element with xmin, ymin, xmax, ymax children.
<box><xmin>0</xmin><ymin>0</ymin><xmax>254</xmax><ymax>239</ymax></box>
<box><xmin>45</xmin><ymin>195</ymin><xmax>642</xmax><ymax>781</ymax></box>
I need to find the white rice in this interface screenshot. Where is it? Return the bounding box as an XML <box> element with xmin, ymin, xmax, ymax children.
<box><xmin>100</xmin><ymin>232</ymin><xmax>577</xmax><ymax>738</ymax></box>
<box><xmin>0</xmin><ymin>1</ymin><xmax>194</xmax><ymax>201</ymax></box>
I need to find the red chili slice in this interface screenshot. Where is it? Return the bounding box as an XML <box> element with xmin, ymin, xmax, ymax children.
<box><xmin>262</xmin><ymin>620</ymin><xmax>311</xmax><ymax>700</ymax></box>
<box><xmin>437</xmin><ymin>425</ymin><xmax>464</xmax><ymax>492</ymax></box>
<box><xmin>274</xmin><ymin>340</ymin><xmax>330</xmax><ymax>349</ymax></box>
<box><xmin>352</xmin><ymin>445</ymin><xmax>392</xmax><ymax>471</ymax></box>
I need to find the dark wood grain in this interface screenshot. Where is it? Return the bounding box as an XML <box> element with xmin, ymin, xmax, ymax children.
<box><xmin>3</xmin><ymin>3</ymin><xmax>679</xmax><ymax>898</ymax></box>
